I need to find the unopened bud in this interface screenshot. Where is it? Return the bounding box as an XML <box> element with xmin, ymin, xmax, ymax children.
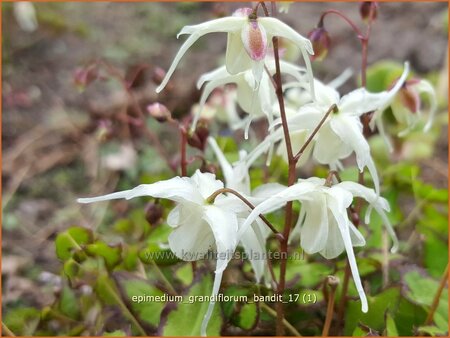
<box><xmin>241</xmin><ymin>20</ymin><xmax>268</xmax><ymax>61</ymax></box>
<box><xmin>200</xmin><ymin>162</ymin><xmax>217</xmax><ymax>174</ymax></box>
<box><xmin>73</xmin><ymin>64</ymin><xmax>99</xmax><ymax>91</ymax></box>
<box><xmin>96</xmin><ymin>119</ymin><xmax>113</xmax><ymax>142</ymax></box>
<box><xmin>147</xmin><ymin>103</ymin><xmax>171</xmax><ymax>123</ymax></box>
<box><xmin>360</xmin><ymin>2</ymin><xmax>378</xmax><ymax>22</ymax></box>
<box><xmin>399</xmin><ymin>79</ymin><xmax>421</xmax><ymax>114</ymax></box>
<box><xmin>187</xmin><ymin>120</ymin><xmax>209</xmax><ymax>151</ymax></box>
<box><xmin>152</xmin><ymin>67</ymin><xmax>166</xmax><ymax>85</ymax></box>
<box><xmin>308</xmin><ymin>27</ymin><xmax>330</xmax><ymax>61</ymax></box>
<box><xmin>145</xmin><ymin>202</ymin><xmax>164</xmax><ymax>225</ymax></box>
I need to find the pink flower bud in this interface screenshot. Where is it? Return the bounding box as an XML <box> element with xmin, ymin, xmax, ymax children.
<box><xmin>307</xmin><ymin>27</ymin><xmax>330</xmax><ymax>61</ymax></box>
<box><xmin>147</xmin><ymin>103</ymin><xmax>171</xmax><ymax>123</ymax></box>
<box><xmin>241</xmin><ymin>20</ymin><xmax>268</xmax><ymax>61</ymax></box>
<box><xmin>73</xmin><ymin>64</ymin><xmax>99</xmax><ymax>91</ymax></box>
<box><xmin>232</xmin><ymin>7</ymin><xmax>253</xmax><ymax>17</ymax></box>
<box><xmin>188</xmin><ymin>120</ymin><xmax>209</xmax><ymax>151</ymax></box>
<box><xmin>145</xmin><ymin>202</ymin><xmax>164</xmax><ymax>225</ymax></box>
<box><xmin>360</xmin><ymin>2</ymin><xmax>378</xmax><ymax>22</ymax></box>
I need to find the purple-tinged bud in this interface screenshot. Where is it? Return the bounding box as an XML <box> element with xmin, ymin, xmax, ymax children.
<box><xmin>145</xmin><ymin>202</ymin><xmax>164</xmax><ymax>225</ymax></box>
<box><xmin>96</xmin><ymin>119</ymin><xmax>113</xmax><ymax>142</ymax></box>
<box><xmin>241</xmin><ymin>20</ymin><xmax>268</xmax><ymax>61</ymax></box>
<box><xmin>232</xmin><ymin>7</ymin><xmax>253</xmax><ymax>17</ymax></box>
<box><xmin>151</xmin><ymin>67</ymin><xmax>166</xmax><ymax>85</ymax></box>
<box><xmin>187</xmin><ymin>120</ymin><xmax>209</xmax><ymax>151</ymax></box>
<box><xmin>200</xmin><ymin>162</ymin><xmax>217</xmax><ymax>175</ymax></box>
<box><xmin>147</xmin><ymin>103</ymin><xmax>171</xmax><ymax>123</ymax></box>
<box><xmin>307</xmin><ymin>27</ymin><xmax>330</xmax><ymax>61</ymax></box>
<box><xmin>360</xmin><ymin>2</ymin><xmax>378</xmax><ymax>22</ymax></box>
<box><xmin>73</xmin><ymin>64</ymin><xmax>99</xmax><ymax>91</ymax></box>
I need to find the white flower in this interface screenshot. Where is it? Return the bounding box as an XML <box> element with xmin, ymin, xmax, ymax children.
<box><xmin>78</xmin><ymin>170</ymin><xmax>239</xmax><ymax>336</ymax></box>
<box><xmin>156</xmin><ymin>7</ymin><xmax>315</xmax><ymax>99</ymax></box>
<box><xmin>13</xmin><ymin>2</ymin><xmax>38</xmax><ymax>32</ymax></box>
<box><xmin>208</xmin><ymin>137</ymin><xmax>285</xmax><ymax>284</ymax></box>
<box><xmin>243</xmin><ymin>63</ymin><xmax>410</xmax><ymax>193</ymax></box>
<box><xmin>370</xmin><ymin>77</ymin><xmax>437</xmax><ymax>152</ymax></box>
<box><xmin>239</xmin><ymin>177</ymin><xmax>399</xmax><ymax>314</ymax></box>
<box><xmin>194</xmin><ymin>61</ymin><xmax>306</xmax><ymax>138</ymax></box>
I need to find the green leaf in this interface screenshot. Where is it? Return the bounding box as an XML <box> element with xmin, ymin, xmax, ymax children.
<box><xmin>86</xmin><ymin>241</ymin><xmax>122</xmax><ymax>270</ymax></box>
<box><xmin>161</xmin><ymin>273</ymin><xmax>222</xmax><ymax>336</ymax></box>
<box><xmin>63</xmin><ymin>258</ymin><xmax>80</xmax><ymax>279</ymax></box>
<box><xmin>385</xmin><ymin>312</ymin><xmax>398</xmax><ymax>336</ymax></box>
<box><xmin>417</xmin><ymin>325</ymin><xmax>448</xmax><ymax>336</ymax></box>
<box><xmin>403</xmin><ymin>270</ymin><xmax>448</xmax><ymax>331</ymax></box>
<box><xmin>3</xmin><ymin>307</ymin><xmax>40</xmax><ymax>335</ymax></box>
<box><xmin>221</xmin><ymin>285</ymin><xmax>249</xmax><ymax>318</ymax></box>
<box><xmin>55</xmin><ymin>226</ymin><xmax>93</xmax><ymax>261</ymax></box>
<box><xmin>237</xmin><ymin>302</ymin><xmax>257</xmax><ymax>330</ymax></box>
<box><xmin>139</xmin><ymin>243</ymin><xmax>179</xmax><ymax>266</ymax></box>
<box><xmin>58</xmin><ymin>285</ymin><xmax>80</xmax><ymax>320</ymax></box>
<box><xmin>175</xmin><ymin>263</ymin><xmax>194</xmax><ymax>286</ymax></box>
<box><xmin>344</xmin><ymin>287</ymin><xmax>401</xmax><ymax>335</ymax></box>
<box><xmin>118</xmin><ymin>276</ymin><xmax>165</xmax><ymax>327</ymax></box>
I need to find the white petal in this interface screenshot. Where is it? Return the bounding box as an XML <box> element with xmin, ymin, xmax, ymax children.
<box><xmin>327</xmin><ymin>194</ymin><xmax>368</xmax><ymax>313</ymax></box>
<box><xmin>259</xmin><ymin>17</ymin><xmax>315</xmax><ymax>99</ymax></box>
<box><xmin>319</xmin><ymin>210</ymin><xmax>345</xmax><ymax>259</ymax></box>
<box><xmin>201</xmin><ymin>270</ymin><xmax>224</xmax><ymax>337</ymax></box>
<box><xmin>168</xmin><ymin>208</ymin><xmax>215</xmax><ymax>261</ymax></box>
<box><xmin>300</xmin><ymin>197</ymin><xmax>329</xmax><ymax>254</ymax></box>
<box><xmin>226</xmin><ymin>31</ymin><xmax>254</xmax><ymax>75</ymax></box>
<box><xmin>339</xmin><ymin>88</ymin><xmax>388</xmax><ymax>116</ymax></box>
<box><xmin>203</xmin><ymin>206</ymin><xmax>238</xmax><ymax>273</ymax></box>
<box><xmin>207</xmin><ymin>137</ymin><xmax>234</xmax><ymax>183</ymax></box>
<box><xmin>77</xmin><ymin>176</ymin><xmax>203</xmax><ymax>205</ymax></box>
<box><xmin>190</xmin><ymin>170</ymin><xmax>224</xmax><ymax>201</ymax></box>
<box><xmin>239</xmin><ymin>180</ymin><xmax>321</xmax><ymax>237</ymax></box>
<box><xmin>313</xmin><ymin>122</ymin><xmax>351</xmax><ymax>165</ymax></box>
<box><xmin>416</xmin><ymin>79</ymin><xmax>437</xmax><ymax>132</ymax></box>
<box><xmin>156</xmin><ymin>17</ymin><xmax>245</xmax><ymax>93</ymax></box>
<box><xmin>239</xmin><ymin>220</ymin><xmax>267</xmax><ymax>282</ymax></box>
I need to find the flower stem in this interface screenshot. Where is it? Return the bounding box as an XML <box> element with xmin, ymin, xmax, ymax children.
<box><xmin>322</xmin><ymin>276</ymin><xmax>339</xmax><ymax>336</ymax></box>
<box><xmin>294</xmin><ymin>104</ymin><xmax>338</xmax><ymax>162</ymax></box>
<box><xmin>336</xmin><ymin>261</ymin><xmax>351</xmax><ymax>333</ymax></box>
<box><xmin>425</xmin><ymin>263</ymin><xmax>449</xmax><ymax>325</ymax></box>
<box><xmin>260</xmin><ymin>302</ymin><xmax>302</xmax><ymax>336</ymax></box>
<box><xmin>180</xmin><ymin>126</ymin><xmax>188</xmax><ymax>176</ymax></box>
<box><xmin>206</xmin><ymin>188</ymin><xmax>282</xmax><ymax>239</ymax></box>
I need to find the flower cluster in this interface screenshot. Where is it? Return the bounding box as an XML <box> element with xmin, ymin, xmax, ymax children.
<box><xmin>78</xmin><ymin>4</ymin><xmax>437</xmax><ymax>336</ymax></box>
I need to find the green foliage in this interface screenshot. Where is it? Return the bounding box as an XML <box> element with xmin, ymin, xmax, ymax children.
<box><xmin>160</xmin><ymin>273</ymin><xmax>223</xmax><ymax>336</ymax></box>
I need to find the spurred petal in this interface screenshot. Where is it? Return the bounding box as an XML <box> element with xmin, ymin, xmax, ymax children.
<box><xmin>203</xmin><ymin>205</ymin><xmax>238</xmax><ymax>273</ymax></box>
<box><xmin>416</xmin><ymin>79</ymin><xmax>437</xmax><ymax>132</ymax></box>
<box><xmin>239</xmin><ymin>219</ymin><xmax>267</xmax><ymax>282</ymax></box>
<box><xmin>190</xmin><ymin>170</ymin><xmax>224</xmax><ymax>200</ymax></box>
<box><xmin>77</xmin><ymin>176</ymin><xmax>204</xmax><ymax>205</ymax></box>
<box><xmin>327</xmin><ymin>194</ymin><xmax>368</xmax><ymax>313</ymax></box>
<box><xmin>156</xmin><ymin>17</ymin><xmax>245</xmax><ymax>93</ymax></box>
<box><xmin>313</xmin><ymin>122</ymin><xmax>352</xmax><ymax>165</ymax></box>
<box><xmin>207</xmin><ymin>137</ymin><xmax>234</xmax><ymax>183</ymax></box>
<box><xmin>201</xmin><ymin>270</ymin><xmax>224</xmax><ymax>337</ymax></box>
<box><xmin>168</xmin><ymin>208</ymin><xmax>215</xmax><ymax>260</ymax></box>
<box><xmin>300</xmin><ymin>196</ymin><xmax>329</xmax><ymax>254</ymax></box>
<box><xmin>259</xmin><ymin>17</ymin><xmax>315</xmax><ymax>100</ymax></box>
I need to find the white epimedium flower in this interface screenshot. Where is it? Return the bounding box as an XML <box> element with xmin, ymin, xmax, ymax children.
<box><xmin>77</xmin><ymin>170</ymin><xmax>239</xmax><ymax>336</ymax></box>
<box><xmin>208</xmin><ymin>137</ymin><xmax>285</xmax><ymax>285</ymax></box>
<box><xmin>194</xmin><ymin>61</ymin><xmax>306</xmax><ymax>138</ymax></box>
<box><xmin>156</xmin><ymin>7</ymin><xmax>315</xmax><ymax>100</ymax></box>
<box><xmin>370</xmin><ymin>77</ymin><xmax>437</xmax><ymax>152</ymax></box>
<box><xmin>244</xmin><ymin>63</ymin><xmax>410</xmax><ymax>193</ymax></box>
<box><xmin>239</xmin><ymin>177</ymin><xmax>399</xmax><ymax>314</ymax></box>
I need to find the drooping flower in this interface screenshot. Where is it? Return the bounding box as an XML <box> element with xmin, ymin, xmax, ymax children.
<box><xmin>242</xmin><ymin>63</ymin><xmax>410</xmax><ymax>193</ymax></box>
<box><xmin>370</xmin><ymin>77</ymin><xmax>437</xmax><ymax>152</ymax></box>
<box><xmin>208</xmin><ymin>137</ymin><xmax>285</xmax><ymax>284</ymax></box>
<box><xmin>78</xmin><ymin>170</ymin><xmax>239</xmax><ymax>336</ymax></box>
<box><xmin>156</xmin><ymin>7</ymin><xmax>315</xmax><ymax>99</ymax></box>
<box><xmin>194</xmin><ymin>61</ymin><xmax>306</xmax><ymax>137</ymax></box>
<box><xmin>239</xmin><ymin>177</ymin><xmax>398</xmax><ymax>314</ymax></box>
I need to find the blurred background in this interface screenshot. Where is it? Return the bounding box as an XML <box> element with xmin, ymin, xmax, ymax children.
<box><xmin>2</xmin><ymin>2</ymin><xmax>448</xmax><ymax>336</ymax></box>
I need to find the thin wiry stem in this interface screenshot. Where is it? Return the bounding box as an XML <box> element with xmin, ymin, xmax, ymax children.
<box><xmin>425</xmin><ymin>263</ymin><xmax>449</xmax><ymax>325</ymax></box>
<box><xmin>322</xmin><ymin>276</ymin><xmax>339</xmax><ymax>336</ymax></box>
<box><xmin>294</xmin><ymin>104</ymin><xmax>338</xmax><ymax>162</ymax></box>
